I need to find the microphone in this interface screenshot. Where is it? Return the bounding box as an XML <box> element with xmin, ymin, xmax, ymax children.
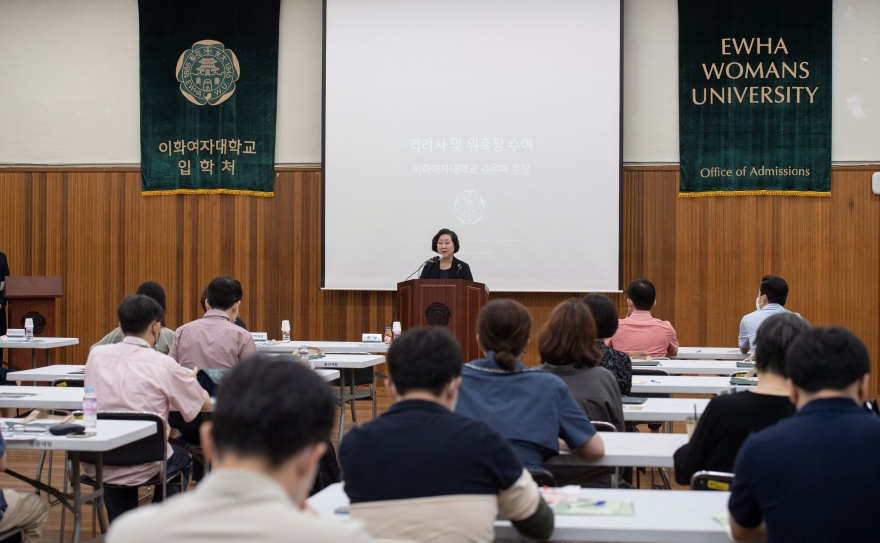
<box><xmin>404</xmin><ymin>256</ymin><xmax>440</xmax><ymax>281</ymax></box>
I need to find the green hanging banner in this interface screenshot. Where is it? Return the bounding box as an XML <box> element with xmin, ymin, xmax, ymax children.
<box><xmin>678</xmin><ymin>0</ymin><xmax>832</xmax><ymax>197</ymax></box>
<box><xmin>139</xmin><ymin>0</ymin><xmax>279</xmax><ymax>196</ymax></box>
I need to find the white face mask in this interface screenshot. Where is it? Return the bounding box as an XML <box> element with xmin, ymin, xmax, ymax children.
<box><xmin>756</xmin><ymin>296</ymin><xmax>762</xmax><ymax>311</ymax></box>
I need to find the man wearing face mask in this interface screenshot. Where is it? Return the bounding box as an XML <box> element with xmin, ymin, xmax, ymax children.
<box><xmin>738</xmin><ymin>275</ymin><xmax>801</xmax><ymax>354</ymax></box>
<box><xmin>85</xmin><ymin>294</ymin><xmax>211</xmax><ymax>522</ymax></box>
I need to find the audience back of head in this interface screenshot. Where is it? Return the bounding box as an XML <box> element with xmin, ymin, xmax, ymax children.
<box><xmin>118</xmin><ymin>294</ymin><xmax>164</xmax><ymax>335</ymax></box>
<box><xmin>785</xmin><ymin>327</ymin><xmax>870</xmax><ymax>393</ymax></box>
<box><xmin>760</xmin><ymin>275</ymin><xmax>789</xmax><ymax>305</ymax></box>
<box><xmin>754</xmin><ymin>312</ymin><xmax>810</xmax><ymax>376</ymax></box>
<box><xmin>583</xmin><ymin>293</ymin><xmax>619</xmax><ymax>339</ymax></box>
<box><xmin>626</xmin><ymin>278</ymin><xmax>656</xmax><ymax>310</ymax></box>
<box><xmin>211</xmin><ymin>355</ymin><xmax>335</xmax><ymax>468</ymax></box>
<box><xmin>207</xmin><ymin>275</ymin><xmax>243</xmax><ymax>311</ymax></box>
<box><xmin>477</xmin><ymin>299</ymin><xmax>531</xmax><ymax>370</ymax></box>
<box><xmin>388</xmin><ymin>327</ymin><xmax>463</xmax><ymax>396</ymax></box>
<box><xmin>538</xmin><ymin>299</ymin><xmax>601</xmax><ymax>368</ymax></box>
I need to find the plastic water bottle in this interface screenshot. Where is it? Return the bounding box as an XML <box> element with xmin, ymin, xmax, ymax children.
<box><xmin>24</xmin><ymin>318</ymin><xmax>34</xmax><ymax>341</ymax></box>
<box><xmin>299</xmin><ymin>345</ymin><xmax>309</xmax><ymax>366</ymax></box>
<box><xmin>83</xmin><ymin>386</ymin><xmax>98</xmax><ymax>428</ymax></box>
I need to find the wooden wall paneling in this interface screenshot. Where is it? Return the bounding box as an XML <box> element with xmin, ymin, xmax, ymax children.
<box><xmin>2</xmin><ymin>167</ymin><xmax>880</xmax><ymax>393</ymax></box>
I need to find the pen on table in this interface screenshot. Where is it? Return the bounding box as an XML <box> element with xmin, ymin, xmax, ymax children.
<box><xmin>649</xmin><ymin>379</ymin><xmax>661</xmax><ymax>383</ymax></box>
<box><xmin>566</xmin><ymin>500</ymin><xmax>606</xmax><ymax>509</ymax></box>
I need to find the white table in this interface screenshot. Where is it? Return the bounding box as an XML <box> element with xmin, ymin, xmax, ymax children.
<box><xmin>649</xmin><ymin>359</ymin><xmax>744</xmax><ymax>375</ymax></box>
<box><xmin>549</xmin><ymin>432</ymin><xmax>687</xmax><ymax>470</ymax></box>
<box><xmin>2</xmin><ymin>419</ymin><xmax>156</xmax><ymax>543</ymax></box>
<box><xmin>630</xmin><ymin>376</ymin><xmax>734</xmax><ymax>395</ymax></box>
<box><xmin>672</xmin><ymin>347</ymin><xmax>748</xmax><ymax>360</ymax></box>
<box><xmin>308</xmin><ymin>483</ymin><xmax>731</xmax><ymax>543</ymax></box>
<box><xmin>256</xmin><ymin>340</ymin><xmax>389</xmax><ymax>354</ymax></box>
<box><xmin>0</xmin><ymin>337</ymin><xmax>80</xmax><ymax>369</ymax></box>
<box><xmin>264</xmin><ymin>354</ymin><xmax>386</xmax><ymax>443</ymax></box>
<box><xmin>623</xmin><ymin>397</ymin><xmax>711</xmax><ymax>423</ymax></box>
<box><xmin>7</xmin><ymin>364</ymin><xmax>341</xmax><ymax>384</ymax></box>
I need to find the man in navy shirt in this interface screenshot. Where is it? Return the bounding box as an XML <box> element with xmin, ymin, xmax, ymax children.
<box><xmin>728</xmin><ymin>326</ymin><xmax>880</xmax><ymax>542</ymax></box>
<box><xmin>339</xmin><ymin>327</ymin><xmax>553</xmax><ymax>543</ymax></box>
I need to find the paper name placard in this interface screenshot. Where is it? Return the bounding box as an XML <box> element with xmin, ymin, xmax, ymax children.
<box><xmin>5</xmin><ymin>329</ymin><xmax>26</xmax><ymax>341</ymax></box>
<box><xmin>250</xmin><ymin>332</ymin><xmax>268</xmax><ymax>342</ymax></box>
<box><xmin>362</xmin><ymin>333</ymin><xmax>382</xmax><ymax>343</ymax></box>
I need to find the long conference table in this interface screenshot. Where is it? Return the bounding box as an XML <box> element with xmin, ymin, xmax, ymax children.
<box><xmin>309</xmin><ymin>483</ymin><xmax>731</xmax><ymax>543</ymax></box>
<box><xmin>2</xmin><ymin>418</ymin><xmax>156</xmax><ymax>543</ymax></box>
<box><xmin>7</xmin><ymin>364</ymin><xmax>341</xmax><ymax>384</ymax></box>
<box><xmin>672</xmin><ymin>346</ymin><xmax>748</xmax><ymax>360</ymax></box>
<box><xmin>630</xmin><ymin>375</ymin><xmax>734</xmax><ymax>395</ymax></box>
<box><xmin>0</xmin><ymin>337</ymin><xmax>80</xmax><ymax>369</ymax></box>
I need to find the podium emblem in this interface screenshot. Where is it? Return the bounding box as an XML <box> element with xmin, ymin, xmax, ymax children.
<box><xmin>425</xmin><ymin>303</ymin><xmax>451</xmax><ymax>327</ymax></box>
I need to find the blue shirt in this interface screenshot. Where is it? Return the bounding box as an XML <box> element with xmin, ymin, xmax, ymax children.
<box><xmin>455</xmin><ymin>352</ymin><xmax>597</xmax><ymax>469</ymax></box>
<box><xmin>729</xmin><ymin>397</ymin><xmax>880</xmax><ymax>543</ymax></box>
<box><xmin>738</xmin><ymin>304</ymin><xmax>799</xmax><ymax>351</ymax></box>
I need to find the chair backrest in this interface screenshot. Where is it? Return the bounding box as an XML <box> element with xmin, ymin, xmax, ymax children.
<box><xmin>690</xmin><ymin>470</ymin><xmax>734</xmax><ymax>491</ymax></box>
<box><xmin>528</xmin><ymin>467</ymin><xmax>557</xmax><ymax>487</ymax></box>
<box><xmin>590</xmin><ymin>420</ymin><xmax>618</xmax><ymax>432</ymax></box>
<box><xmin>79</xmin><ymin>411</ymin><xmax>167</xmax><ymax>467</ymax></box>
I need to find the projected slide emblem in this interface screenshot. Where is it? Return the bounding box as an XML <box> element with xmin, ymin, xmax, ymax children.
<box><xmin>454</xmin><ymin>190</ymin><xmax>485</xmax><ymax>224</ymax></box>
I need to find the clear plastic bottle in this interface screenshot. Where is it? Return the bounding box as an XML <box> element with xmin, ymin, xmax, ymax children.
<box><xmin>299</xmin><ymin>345</ymin><xmax>310</xmax><ymax>366</ymax></box>
<box><xmin>83</xmin><ymin>386</ymin><xmax>98</xmax><ymax>428</ymax></box>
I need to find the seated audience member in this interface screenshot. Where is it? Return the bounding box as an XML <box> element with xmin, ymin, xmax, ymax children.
<box><xmin>456</xmin><ymin>299</ymin><xmax>604</xmax><ymax>470</ymax></box>
<box><xmin>728</xmin><ymin>327</ymin><xmax>880</xmax><ymax>542</ymax></box>
<box><xmin>738</xmin><ymin>275</ymin><xmax>801</xmax><ymax>353</ymax></box>
<box><xmin>199</xmin><ymin>285</ymin><xmax>247</xmax><ymax>330</ymax></box>
<box><xmin>90</xmin><ymin>281</ymin><xmax>175</xmax><ymax>354</ymax></box>
<box><xmin>0</xmin><ymin>433</ymin><xmax>48</xmax><ymax>542</ymax></box>
<box><xmin>540</xmin><ymin>299</ymin><xmax>624</xmax><ymax>433</ymax></box>
<box><xmin>85</xmin><ymin>294</ymin><xmax>211</xmax><ymax>522</ymax></box>
<box><xmin>607</xmin><ymin>279</ymin><xmax>678</xmax><ymax>357</ymax></box>
<box><xmin>109</xmin><ymin>357</ymin><xmax>371</xmax><ymax>543</ymax></box>
<box><xmin>170</xmin><ymin>275</ymin><xmax>256</xmax><ymax>370</ymax></box>
<box><xmin>673</xmin><ymin>313</ymin><xmax>808</xmax><ymax>485</ymax></box>
<box><xmin>340</xmin><ymin>327</ymin><xmax>553</xmax><ymax>543</ymax></box>
<box><xmin>583</xmin><ymin>293</ymin><xmax>632</xmax><ymax>396</ymax></box>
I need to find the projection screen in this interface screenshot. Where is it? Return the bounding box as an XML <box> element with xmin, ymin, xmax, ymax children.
<box><xmin>324</xmin><ymin>0</ymin><xmax>622</xmax><ymax>292</ymax></box>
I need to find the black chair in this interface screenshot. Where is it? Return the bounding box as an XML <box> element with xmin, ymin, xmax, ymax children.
<box><xmin>62</xmin><ymin>411</ymin><xmax>188</xmax><ymax>535</ymax></box>
<box><xmin>528</xmin><ymin>467</ymin><xmax>557</xmax><ymax>487</ymax></box>
<box><xmin>0</xmin><ymin>528</ymin><xmax>21</xmax><ymax>542</ymax></box>
<box><xmin>690</xmin><ymin>470</ymin><xmax>734</xmax><ymax>491</ymax></box>
<box><xmin>168</xmin><ymin>411</ymin><xmax>211</xmax><ymax>480</ymax></box>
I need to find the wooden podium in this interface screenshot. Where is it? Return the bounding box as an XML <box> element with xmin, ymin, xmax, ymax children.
<box><xmin>5</xmin><ymin>276</ymin><xmax>62</xmax><ymax>368</ymax></box>
<box><xmin>397</xmin><ymin>279</ymin><xmax>489</xmax><ymax>361</ymax></box>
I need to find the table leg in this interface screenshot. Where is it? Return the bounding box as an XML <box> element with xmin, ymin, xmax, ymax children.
<box><xmin>94</xmin><ymin>453</ymin><xmax>108</xmax><ymax>535</ymax></box>
<box><xmin>337</xmin><ymin>369</ymin><xmax>347</xmax><ymax>444</ymax></box>
<box><xmin>30</xmin><ymin>349</ymin><xmax>36</xmax><ymax>370</ymax></box>
<box><xmin>70</xmin><ymin>453</ymin><xmax>82</xmax><ymax>543</ymax></box>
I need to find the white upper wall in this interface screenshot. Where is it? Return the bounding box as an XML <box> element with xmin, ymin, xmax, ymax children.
<box><xmin>0</xmin><ymin>0</ymin><xmax>877</xmax><ymax>165</ymax></box>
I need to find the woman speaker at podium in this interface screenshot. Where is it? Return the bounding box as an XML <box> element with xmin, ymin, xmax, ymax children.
<box><xmin>419</xmin><ymin>228</ymin><xmax>473</xmax><ymax>280</ymax></box>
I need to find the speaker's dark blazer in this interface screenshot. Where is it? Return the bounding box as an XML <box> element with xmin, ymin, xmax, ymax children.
<box><xmin>419</xmin><ymin>257</ymin><xmax>473</xmax><ymax>281</ymax></box>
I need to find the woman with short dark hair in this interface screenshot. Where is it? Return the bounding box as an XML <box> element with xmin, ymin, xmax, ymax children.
<box><xmin>539</xmin><ymin>299</ymin><xmax>625</xmax><ymax>433</ymax></box>
<box><xmin>419</xmin><ymin>228</ymin><xmax>473</xmax><ymax>280</ymax></box>
<box><xmin>583</xmin><ymin>293</ymin><xmax>632</xmax><ymax>396</ymax></box>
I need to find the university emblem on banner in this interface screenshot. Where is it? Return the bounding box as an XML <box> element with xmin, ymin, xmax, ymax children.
<box><xmin>176</xmin><ymin>40</ymin><xmax>240</xmax><ymax>106</ymax></box>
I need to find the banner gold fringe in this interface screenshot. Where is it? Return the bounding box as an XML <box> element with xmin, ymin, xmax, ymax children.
<box><xmin>142</xmin><ymin>189</ymin><xmax>274</xmax><ymax>197</ymax></box>
<box><xmin>679</xmin><ymin>190</ymin><xmax>830</xmax><ymax>198</ymax></box>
